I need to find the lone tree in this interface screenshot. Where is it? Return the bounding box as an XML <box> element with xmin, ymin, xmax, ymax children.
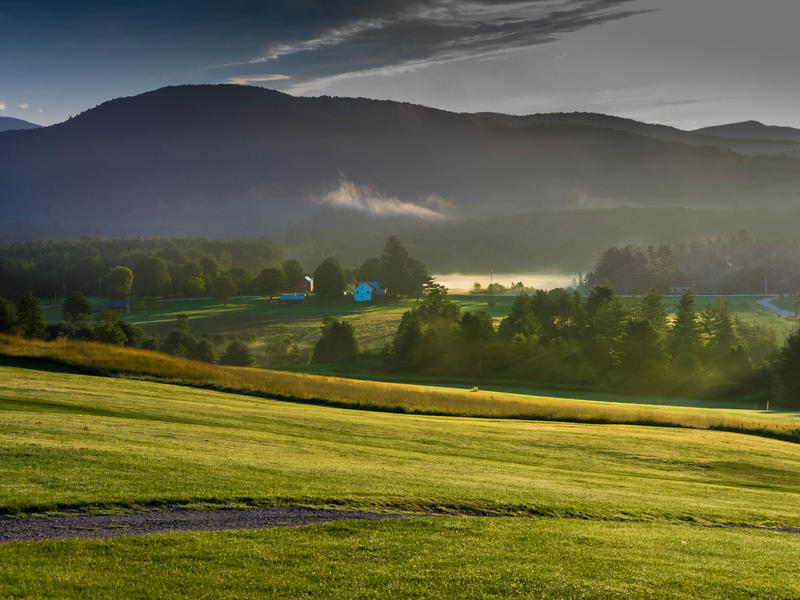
<box><xmin>312</xmin><ymin>315</ymin><xmax>359</xmax><ymax>363</ymax></box>
<box><xmin>0</xmin><ymin>298</ymin><xmax>16</xmax><ymax>334</ymax></box>
<box><xmin>103</xmin><ymin>266</ymin><xmax>134</xmax><ymax>299</ymax></box>
<box><xmin>63</xmin><ymin>290</ymin><xmax>92</xmax><ymax>323</ymax></box>
<box><xmin>220</xmin><ymin>340</ymin><xmax>255</xmax><ymax>366</ymax></box>
<box><xmin>210</xmin><ymin>275</ymin><xmax>237</xmax><ymax>305</ymax></box>
<box><xmin>313</xmin><ymin>257</ymin><xmax>346</xmax><ymax>300</ymax></box>
<box><xmin>16</xmin><ymin>291</ymin><xmax>46</xmax><ymax>339</ymax></box>
<box><xmin>256</xmin><ymin>266</ymin><xmax>288</xmax><ymax>299</ymax></box>
<box><xmin>134</xmin><ymin>257</ymin><xmax>170</xmax><ymax>297</ymax></box>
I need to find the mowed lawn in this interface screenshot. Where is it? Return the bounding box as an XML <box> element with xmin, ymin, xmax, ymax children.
<box><xmin>2</xmin><ymin>517</ymin><xmax>799</xmax><ymax>599</ymax></box>
<box><xmin>3</xmin><ymin>363</ymin><xmax>800</xmax><ymax>598</ymax></box>
<box><xmin>2</xmin><ymin>364</ymin><xmax>800</xmax><ymax>525</ymax></box>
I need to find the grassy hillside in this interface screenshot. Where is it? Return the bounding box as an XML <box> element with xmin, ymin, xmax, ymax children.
<box><xmin>4</xmin><ymin>360</ymin><xmax>800</xmax><ymax>597</ymax></box>
<box><xmin>3</xmin><ymin>518</ymin><xmax>800</xmax><ymax>599</ymax></box>
<box><xmin>2</xmin><ymin>361</ymin><xmax>800</xmax><ymax>522</ymax></box>
<box><xmin>2</xmin><ymin>337</ymin><xmax>800</xmax><ymax>442</ymax></box>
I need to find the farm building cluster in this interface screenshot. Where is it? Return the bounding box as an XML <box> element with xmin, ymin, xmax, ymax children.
<box><xmin>273</xmin><ymin>278</ymin><xmax>387</xmax><ymax>305</ymax></box>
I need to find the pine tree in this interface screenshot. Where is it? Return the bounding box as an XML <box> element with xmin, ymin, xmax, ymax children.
<box><xmin>668</xmin><ymin>290</ymin><xmax>700</xmax><ymax>367</ymax></box>
<box><xmin>0</xmin><ymin>298</ymin><xmax>16</xmax><ymax>334</ymax></box>
<box><xmin>16</xmin><ymin>291</ymin><xmax>46</xmax><ymax>339</ymax></box>
<box><xmin>638</xmin><ymin>289</ymin><xmax>668</xmax><ymax>332</ymax></box>
<box><xmin>381</xmin><ymin>236</ymin><xmax>413</xmax><ymax>296</ymax></box>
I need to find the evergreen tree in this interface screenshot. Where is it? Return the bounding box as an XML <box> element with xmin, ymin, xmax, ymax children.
<box><xmin>668</xmin><ymin>290</ymin><xmax>700</xmax><ymax>367</ymax></box>
<box><xmin>381</xmin><ymin>236</ymin><xmax>413</xmax><ymax>296</ymax></box>
<box><xmin>312</xmin><ymin>315</ymin><xmax>359</xmax><ymax>363</ymax></box>
<box><xmin>220</xmin><ymin>340</ymin><xmax>254</xmax><ymax>366</ymax></box>
<box><xmin>188</xmin><ymin>337</ymin><xmax>216</xmax><ymax>363</ymax></box>
<box><xmin>705</xmin><ymin>299</ymin><xmax>739</xmax><ymax>364</ymax></box>
<box><xmin>16</xmin><ymin>291</ymin><xmax>46</xmax><ymax>339</ymax></box>
<box><xmin>638</xmin><ymin>289</ymin><xmax>668</xmax><ymax>332</ymax></box>
<box><xmin>774</xmin><ymin>331</ymin><xmax>800</xmax><ymax>405</ymax></box>
<box><xmin>619</xmin><ymin>319</ymin><xmax>665</xmax><ymax>378</ymax></box>
<box><xmin>0</xmin><ymin>298</ymin><xmax>16</xmax><ymax>334</ymax></box>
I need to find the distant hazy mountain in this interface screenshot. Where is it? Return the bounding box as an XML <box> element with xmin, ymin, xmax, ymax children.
<box><xmin>480</xmin><ymin>112</ymin><xmax>800</xmax><ymax>155</ymax></box>
<box><xmin>0</xmin><ymin>116</ymin><xmax>40</xmax><ymax>132</ymax></box>
<box><xmin>694</xmin><ymin>120</ymin><xmax>800</xmax><ymax>143</ymax></box>
<box><xmin>2</xmin><ymin>85</ymin><xmax>800</xmax><ymax>240</ymax></box>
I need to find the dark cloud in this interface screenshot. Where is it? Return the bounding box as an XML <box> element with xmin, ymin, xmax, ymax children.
<box><xmin>210</xmin><ymin>1</ymin><xmax>649</xmax><ymax>93</ymax></box>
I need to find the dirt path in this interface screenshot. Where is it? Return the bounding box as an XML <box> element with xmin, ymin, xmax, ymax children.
<box><xmin>0</xmin><ymin>506</ymin><xmax>406</xmax><ymax>543</ymax></box>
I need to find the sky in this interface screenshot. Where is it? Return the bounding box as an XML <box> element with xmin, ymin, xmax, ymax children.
<box><xmin>1</xmin><ymin>0</ymin><xmax>799</xmax><ymax>128</ymax></box>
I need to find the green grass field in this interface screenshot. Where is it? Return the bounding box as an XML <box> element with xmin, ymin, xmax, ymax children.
<box><xmin>2</xmin><ymin>360</ymin><xmax>800</xmax><ymax>597</ymax></box>
<box><xmin>3</xmin><ymin>336</ymin><xmax>800</xmax><ymax>442</ymax></box>
<box><xmin>3</xmin><ymin>518</ymin><xmax>799</xmax><ymax>599</ymax></box>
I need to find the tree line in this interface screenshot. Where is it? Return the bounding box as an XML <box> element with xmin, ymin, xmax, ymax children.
<box><xmin>0</xmin><ymin>235</ymin><xmax>432</xmax><ymax>304</ymax></box>
<box><xmin>379</xmin><ymin>285</ymin><xmax>792</xmax><ymax>405</ymax></box>
<box><xmin>589</xmin><ymin>232</ymin><xmax>800</xmax><ymax>294</ymax></box>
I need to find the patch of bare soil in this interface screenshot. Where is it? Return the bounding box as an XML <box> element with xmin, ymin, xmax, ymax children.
<box><xmin>0</xmin><ymin>506</ymin><xmax>405</xmax><ymax>542</ymax></box>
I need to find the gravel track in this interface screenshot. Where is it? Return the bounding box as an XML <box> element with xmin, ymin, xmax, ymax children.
<box><xmin>0</xmin><ymin>506</ymin><xmax>406</xmax><ymax>543</ymax></box>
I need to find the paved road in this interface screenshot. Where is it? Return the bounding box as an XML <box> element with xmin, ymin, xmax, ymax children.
<box><xmin>756</xmin><ymin>296</ymin><xmax>795</xmax><ymax>318</ymax></box>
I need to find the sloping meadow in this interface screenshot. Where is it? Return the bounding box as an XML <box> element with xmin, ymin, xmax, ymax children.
<box><xmin>1</xmin><ymin>334</ymin><xmax>800</xmax><ymax>443</ymax></box>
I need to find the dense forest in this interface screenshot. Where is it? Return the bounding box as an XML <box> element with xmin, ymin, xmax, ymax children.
<box><xmin>589</xmin><ymin>232</ymin><xmax>800</xmax><ymax>294</ymax></box>
<box><xmin>0</xmin><ymin>237</ymin><xmax>284</xmax><ymax>300</ymax></box>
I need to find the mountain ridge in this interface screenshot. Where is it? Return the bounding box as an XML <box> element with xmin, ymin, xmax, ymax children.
<box><xmin>2</xmin><ymin>84</ymin><xmax>800</xmax><ymax>239</ymax></box>
<box><xmin>694</xmin><ymin>120</ymin><xmax>800</xmax><ymax>143</ymax></box>
<box><xmin>0</xmin><ymin>116</ymin><xmax>40</xmax><ymax>132</ymax></box>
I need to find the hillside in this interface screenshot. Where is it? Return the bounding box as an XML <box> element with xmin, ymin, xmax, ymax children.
<box><xmin>0</xmin><ymin>116</ymin><xmax>40</xmax><ymax>132</ymax></box>
<box><xmin>283</xmin><ymin>206</ymin><xmax>800</xmax><ymax>272</ymax></box>
<box><xmin>480</xmin><ymin>112</ymin><xmax>800</xmax><ymax>155</ymax></box>
<box><xmin>696</xmin><ymin>120</ymin><xmax>800</xmax><ymax>143</ymax></box>
<box><xmin>2</xmin><ymin>360</ymin><xmax>800</xmax><ymax>597</ymax></box>
<box><xmin>3</xmin><ymin>85</ymin><xmax>800</xmax><ymax>239</ymax></box>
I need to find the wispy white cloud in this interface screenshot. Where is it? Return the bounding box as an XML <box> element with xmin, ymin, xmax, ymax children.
<box><xmin>224</xmin><ymin>73</ymin><xmax>291</xmax><ymax>85</ymax></box>
<box><xmin>314</xmin><ymin>176</ymin><xmax>450</xmax><ymax>220</ymax></box>
<box><xmin>252</xmin><ymin>18</ymin><xmax>386</xmax><ymax>63</ymax></box>
<box><xmin>18</xmin><ymin>103</ymin><xmax>28</xmax><ymax>109</ymax></box>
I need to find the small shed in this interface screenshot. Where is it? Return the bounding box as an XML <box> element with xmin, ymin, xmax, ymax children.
<box><xmin>104</xmin><ymin>300</ymin><xmax>131</xmax><ymax>314</ymax></box>
<box><xmin>278</xmin><ymin>294</ymin><xmax>305</xmax><ymax>306</ymax></box>
<box><xmin>354</xmin><ymin>282</ymin><xmax>385</xmax><ymax>302</ymax></box>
